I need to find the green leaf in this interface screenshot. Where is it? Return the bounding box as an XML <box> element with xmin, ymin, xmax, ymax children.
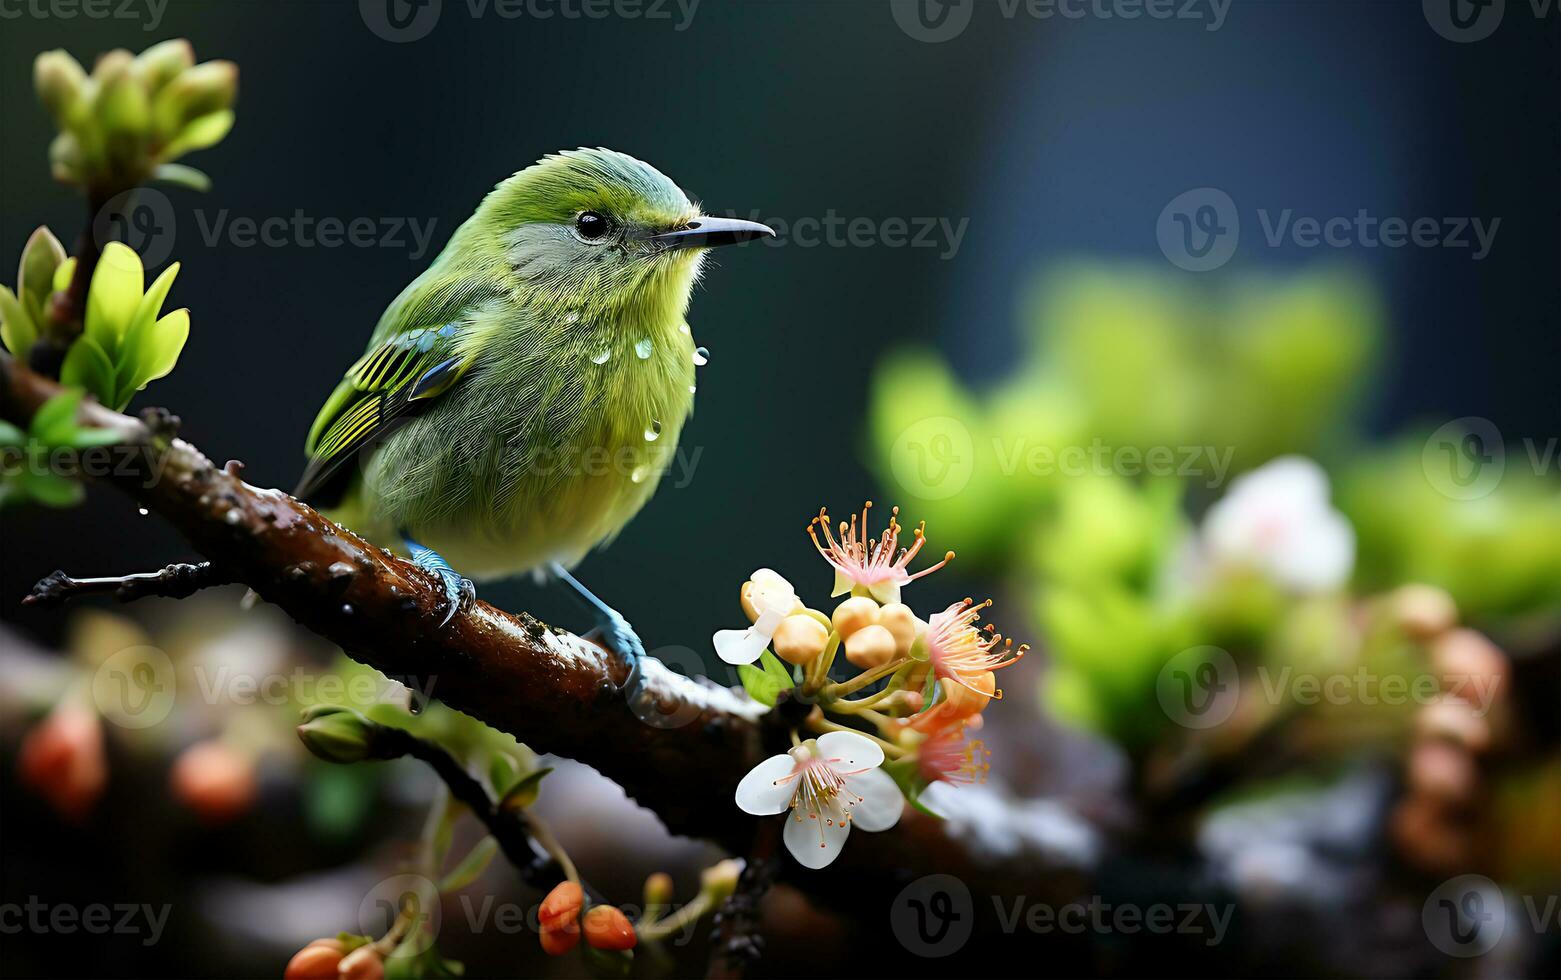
<box><xmin>163</xmin><ymin>109</ymin><xmax>234</xmax><ymax>158</ymax></box>
<box><xmin>437</xmin><ymin>836</ymin><xmax>497</xmax><ymax>893</ymax></box>
<box><xmin>151</xmin><ymin>162</ymin><xmax>211</xmax><ymax>192</ymax></box>
<box><xmin>581</xmin><ymin>946</ymin><xmax>633</xmax><ymax>980</ymax></box>
<box><xmin>760</xmin><ymin>648</ymin><xmax>793</xmax><ymax>688</ymax></box>
<box><xmin>0</xmin><ymin>421</ymin><xmax>25</xmax><ymax>447</ymax></box>
<box><xmin>18</xmin><ymin>226</ymin><xmax>66</xmax><ymax>313</ymax></box>
<box><xmin>738</xmin><ymin>650</ymin><xmax>793</xmax><ymax>708</ymax></box>
<box><xmin>917</xmin><ymin>667</ymin><xmax>940</xmax><ymax>714</ymax></box>
<box><xmin>0</xmin><ymin>285</ymin><xmax>36</xmax><ymax>360</ymax></box>
<box><xmin>22</xmin><ymin>471</ymin><xmax>84</xmax><ymax>508</ymax></box>
<box><xmin>117</xmin><ymin>308</ymin><xmax>188</xmax><ymax>406</ymax></box>
<box><xmin>487</xmin><ymin>752</ymin><xmax>521</xmax><ymax>797</ymax></box>
<box><xmin>498</xmin><ymin>766</ymin><xmax>552</xmax><ymax>812</ymax></box>
<box><xmin>53</xmin><ymin>257</ymin><xmax>76</xmax><ymax>294</ymax></box>
<box><xmin>60</xmin><ymin>337</ymin><xmax>117</xmax><ymax>407</ymax></box>
<box><xmin>84</xmin><ymin>243</ymin><xmax>144</xmax><ymax>356</ymax></box>
<box><xmin>31</xmin><ymin>389</ymin><xmax>83</xmax><ymax>445</ymax></box>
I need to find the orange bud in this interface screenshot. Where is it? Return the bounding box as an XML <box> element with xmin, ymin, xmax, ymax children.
<box><xmin>282</xmin><ymin>942</ymin><xmax>342</xmax><ymax>979</ymax></box>
<box><xmin>540</xmin><ymin>923</ymin><xmax>580</xmax><ymax>956</ymax></box>
<box><xmin>18</xmin><ymin>703</ymin><xmax>106</xmax><ymax>823</ymax></box>
<box><xmin>539</xmin><ymin>880</ymin><xmax>583</xmax><ymax>955</ymax></box>
<box><xmin>539</xmin><ymin>880</ymin><xmax>583</xmax><ymax>929</ymax></box>
<box><xmin>337</xmin><ymin>945</ymin><xmax>383</xmax><ymax>980</ymax></box>
<box><xmin>171</xmin><ymin>740</ymin><xmax>257</xmax><ymax>824</ymax></box>
<box><xmin>582</xmin><ymin>905</ymin><xmax>637</xmax><ymax>951</ymax></box>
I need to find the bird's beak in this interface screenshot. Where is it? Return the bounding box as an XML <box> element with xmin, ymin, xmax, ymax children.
<box><xmin>645</xmin><ymin>216</ymin><xmax>776</xmax><ymax>250</ymax></box>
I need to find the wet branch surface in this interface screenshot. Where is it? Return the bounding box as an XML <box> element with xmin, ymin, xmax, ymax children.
<box><xmin>0</xmin><ymin>354</ymin><xmax>1091</xmax><ymax>903</ymax></box>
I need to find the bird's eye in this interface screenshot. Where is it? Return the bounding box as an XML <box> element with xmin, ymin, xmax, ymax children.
<box><xmin>575</xmin><ymin>211</ymin><xmax>611</xmax><ymax>241</ymax></box>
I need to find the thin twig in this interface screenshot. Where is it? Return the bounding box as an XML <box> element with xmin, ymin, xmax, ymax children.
<box><xmin>24</xmin><ymin>561</ymin><xmax>235</xmax><ymax>607</ymax></box>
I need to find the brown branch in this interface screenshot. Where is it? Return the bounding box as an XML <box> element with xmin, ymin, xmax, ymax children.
<box><xmin>0</xmin><ymin>354</ymin><xmax>1093</xmax><ymax>903</ymax></box>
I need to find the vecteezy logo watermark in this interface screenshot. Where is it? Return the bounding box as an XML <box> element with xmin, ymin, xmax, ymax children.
<box><xmin>629</xmin><ymin>645</ymin><xmax>708</xmax><ymax>729</ymax></box>
<box><xmin>1423</xmin><ymin>0</ymin><xmax>1505</xmax><ymax>42</ymax></box>
<box><xmin>891</xmin><ymin>874</ymin><xmax>974</xmax><ymax>957</ymax></box>
<box><xmin>1158</xmin><ymin>190</ymin><xmax>1501</xmax><ymax>271</ymax></box>
<box><xmin>1423</xmin><ymin>417</ymin><xmax>1505</xmax><ymax>500</ymax></box>
<box><xmin>95</xmin><ymin>188</ymin><xmax>178</xmax><ymax>269</ymax></box>
<box><xmin>1157</xmin><ymin>188</ymin><xmax>1239</xmax><ymax>273</ymax></box>
<box><xmin>92</xmin><ymin>645</ymin><xmax>177</xmax><ymax>729</ymax></box>
<box><xmin>1421</xmin><ymin>417</ymin><xmax>1558</xmax><ymax>501</ymax></box>
<box><xmin>889</xmin><ymin>417</ymin><xmax>976</xmax><ymax>501</ymax></box>
<box><xmin>1423</xmin><ymin>875</ymin><xmax>1506</xmax><ymax>957</ymax></box>
<box><xmin>93</xmin><ymin>189</ymin><xmax>441</xmax><ymax>263</ymax></box>
<box><xmin>0</xmin><ymin>899</ymin><xmax>171</xmax><ymax>946</ymax></box>
<box><xmin>891</xmin><ymin>0</ymin><xmax>1231</xmax><ymax>42</ymax></box>
<box><xmin>361</xmin><ymin>874</ymin><xmax>440</xmax><ymax>956</ymax></box>
<box><xmin>361</xmin><ymin>0</ymin><xmax>700</xmax><ymax>42</ymax></box>
<box><xmin>1156</xmin><ymin>645</ymin><xmax>1239</xmax><ymax>729</ymax></box>
<box><xmin>0</xmin><ymin>0</ymin><xmax>167</xmax><ymax>32</ymax></box>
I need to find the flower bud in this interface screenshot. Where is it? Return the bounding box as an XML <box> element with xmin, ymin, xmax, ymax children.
<box><xmin>282</xmin><ymin>941</ymin><xmax>343</xmax><ymax>979</ymax></box>
<box><xmin>699</xmin><ymin>859</ymin><xmax>742</xmax><ymax>903</ymax></box>
<box><xmin>34</xmin><ymin>50</ymin><xmax>87</xmax><ymax>126</ymax></box>
<box><xmin>540</xmin><ymin>880</ymin><xmax>583</xmax><ymax>931</ymax></box>
<box><xmin>877</xmin><ymin>602</ymin><xmax>918</xmax><ymax>656</ymax></box>
<box><xmin>771</xmin><ymin>614</ymin><xmax>829</xmax><ymax>666</ymax></box>
<box><xmin>942</xmin><ymin>672</ymin><xmax>995</xmax><ymax>720</ymax></box>
<box><xmin>740</xmin><ymin>568</ymin><xmax>801</xmax><ymax>624</ymax></box>
<box><xmin>844</xmin><ymin>624</ymin><xmax>896</xmax><ymax>670</ymax></box>
<box><xmin>337</xmin><ymin>945</ymin><xmax>383</xmax><ymax>980</ymax></box>
<box><xmin>1392</xmin><ymin>584</ymin><xmax>1457</xmax><ymax>641</ymax></box>
<box><xmin>642</xmin><ymin>871</ymin><xmax>673</xmax><ymax>909</ymax></box>
<box><xmin>830</xmin><ymin>596</ymin><xmax>880</xmax><ymax>639</ymax></box>
<box><xmin>539</xmin><ymin>881</ymin><xmax>583</xmax><ymax>957</ymax></box>
<box><xmin>1430</xmin><ymin>629</ymin><xmax>1507</xmax><ymax>695</ymax></box>
<box><xmin>170</xmin><ymin>740</ymin><xmax>257</xmax><ymax>823</ymax></box>
<box><xmin>133</xmin><ymin>39</ymin><xmax>195</xmax><ymax>94</ymax></box>
<box><xmin>582</xmin><ymin>905</ymin><xmax>636</xmax><ymax>951</ymax></box>
<box><xmin>18</xmin><ymin>702</ymin><xmax>106</xmax><ymax>823</ymax></box>
<box><xmin>1407</xmin><ymin>740</ymin><xmax>1476</xmax><ymax>804</ymax></box>
<box><xmin>153</xmin><ymin>61</ymin><xmax>238</xmax><ymax>138</ymax></box>
<box><xmin>296</xmin><ymin>706</ymin><xmax>379</xmax><ymax>764</ymax></box>
<box><xmin>1416</xmin><ymin>697</ymin><xmax>1491</xmax><ymax>753</ymax></box>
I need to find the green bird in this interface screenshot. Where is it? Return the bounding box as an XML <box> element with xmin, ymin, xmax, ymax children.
<box><xmin>294</xmin><ymin>148</ymin><xmax>773</xmax><ymax>690</ymax></box>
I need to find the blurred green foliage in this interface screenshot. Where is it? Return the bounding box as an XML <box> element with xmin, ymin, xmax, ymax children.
<box><xmin>868</xmin><ymin>262</ymin><xmax>1559</xmax><ymax>752</ymax></box>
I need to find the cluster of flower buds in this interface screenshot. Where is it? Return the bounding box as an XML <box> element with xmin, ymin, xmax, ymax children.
<box><xmin>539</xmin><ymin>881</ymin><xmax>635</xmax><ymax>960</ymax></box>
<box><xmin>724</xmin><ymin>503</ymin><xmax>1026</xmax><ymax>867</ymax></box>
<box><xmin>34</xmin><ymin>39</ymin><xmax>236</xmax><ymax>191</ymax></box>
<box><xmin>1388</xmin><ymin>585</ymin><xmax>1509</xmax><ymax>874</ymax></box>
<box><xmin>283</xmin><ymin>937</ymin><xmax>383</xmax><ymax>980</ymax></box>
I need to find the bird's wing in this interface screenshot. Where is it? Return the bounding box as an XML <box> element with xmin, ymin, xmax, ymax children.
<box><xmin>294</xmin><ymin>322</ymin><xmax>471</xmax><ymax>506</ymax></box>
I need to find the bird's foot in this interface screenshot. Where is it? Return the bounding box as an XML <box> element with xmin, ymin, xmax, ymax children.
<box><xmin>585</xmin><ymin>609</ymin><xmax>647</xmax><ymax>704</ymax></box>
<box><xmin>403</xmin><ymin>533</ymin><xmax>476</xmax><ymax>628</ymax></box>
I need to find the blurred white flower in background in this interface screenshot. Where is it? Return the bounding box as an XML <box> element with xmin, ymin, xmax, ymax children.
<box><xmin>1200</xmin><ymin>455</ymin><xmax>1356</xmax><ymax>592</ymax></box>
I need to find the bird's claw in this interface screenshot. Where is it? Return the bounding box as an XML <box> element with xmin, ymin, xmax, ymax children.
<box><xmin>590</xmin><ymin>610</ymin><xmax>647</xmax><ymax>702</ymax></box>
<box><xmin>436</xmin><ymin>570</ymin><xmax>477</xmax><ymax>628</ymax></box>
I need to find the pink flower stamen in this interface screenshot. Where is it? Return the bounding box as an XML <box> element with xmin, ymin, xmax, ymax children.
<box><xmin>925</xmin><ymin>598</ymin><xmax>1028</xmax><ymax>699</ymax></box>
<box><xmin>918</xmin><ymin>727</ymin><xmax>991</xmax><ymax>785</ymax></box>
<box><xmin>808</xmin><ymin>501</ymin><xmax>953</xmax><ymax>593</ymax></box>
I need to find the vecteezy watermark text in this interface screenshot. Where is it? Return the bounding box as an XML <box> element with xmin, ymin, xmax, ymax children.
<box><xmin>0</xmin><ymin>899</ymin><xmax>170</xmax><ymax>946</ymax></box>
<box><xmin>1157</xmin><ymin>189</ymin><xmax>1501</xmax><ymax>272</ymax></box>
<box><xmin>723</xmin><ymin>210</ymin><xmax>970</xmax><ymax>260</ymax></box>
<box><xmin>0</xmin><ymin>0</ymin><xmax>166</xmax><ymax>31</ymax></box>
<box><xmin>890</xmin><ymin>0</ymin><xmax>1231</xmax><ymax>42</ymax></box>
<box><xmin>361</xmin><ymin>0</ymin><xmax>701</xmax><ymax>43</ymax></box>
